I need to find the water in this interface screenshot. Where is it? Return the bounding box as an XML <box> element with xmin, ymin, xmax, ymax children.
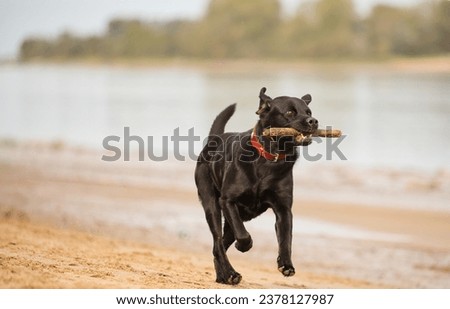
<box><xmin>0</xmin><ymin>63</ymin><xmax>449</xmax><ymax>170</ymax></box>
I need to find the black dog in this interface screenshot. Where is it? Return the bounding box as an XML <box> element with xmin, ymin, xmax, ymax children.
<box><xmin>195</xmin><ymin>87</ymin><xmax>318</xmax><ymax>285</ymax></box>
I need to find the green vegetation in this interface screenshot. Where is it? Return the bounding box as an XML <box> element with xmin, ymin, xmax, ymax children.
<box><xmin>19</xmin><ymin>0</ymin><xmax>450</xmax><ymax>61</ymax></box>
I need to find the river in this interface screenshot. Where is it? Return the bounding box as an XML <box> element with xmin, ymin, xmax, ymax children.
<box><xmin>0</xmin><ymin>63</ymin><xmax>449</xmax><ymax>171</ymax></box>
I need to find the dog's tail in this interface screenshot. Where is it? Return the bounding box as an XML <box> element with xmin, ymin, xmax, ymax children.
<box><xmin>208</xmin><ymin>103</ymin><xmax>236</xmax><ymax>137</ymax></box>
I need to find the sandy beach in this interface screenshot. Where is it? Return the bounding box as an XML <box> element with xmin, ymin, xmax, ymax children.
<box><xmin>1</xmin><ymin>141</ymin><xmax>449</xmax><ymax>288</ymax></box>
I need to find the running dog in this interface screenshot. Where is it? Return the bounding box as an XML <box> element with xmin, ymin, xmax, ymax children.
<box><xmin>195</xmin><ymin>87</ymin><xmax>318</xmax><ymax>284</ymax></box>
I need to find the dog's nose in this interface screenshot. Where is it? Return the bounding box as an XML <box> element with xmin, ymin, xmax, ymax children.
<box><xmin>306</xmin><ymin>117</ymin><xmax>318</xmax><ymax>129</ymax></box>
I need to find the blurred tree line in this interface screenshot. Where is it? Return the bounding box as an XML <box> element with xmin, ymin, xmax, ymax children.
<box><xmin>20</xmin><ymin>0</ymin><xmax>450</xmax><ymax>61</ymax></box>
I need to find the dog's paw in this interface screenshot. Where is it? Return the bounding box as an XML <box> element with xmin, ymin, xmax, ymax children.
<box><xmin>216</xmin><ymin>272</ymin><xmax>242</xmax><ymax>285</ymax></box>
<box><xmin>235</xmin><ymin>236</ymin><xmax>253</xmax><ymax>253</ymax></box>
<box><xmin>278</xmin><ymin>265</ymin><xmax>295</xmax><ymax>277</ymax></box>
<box><xmin>227</xmin><ymin>272</ymin><xmax>242</xmax><ymax>285</ymax></box>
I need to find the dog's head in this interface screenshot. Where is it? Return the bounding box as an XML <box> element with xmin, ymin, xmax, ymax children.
<box><xmin>256</xmin><ymin>87</ymin><xmax>318</xmax><ymax>146</ymax></box>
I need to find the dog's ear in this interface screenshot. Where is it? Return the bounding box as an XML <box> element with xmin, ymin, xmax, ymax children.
<box><xmin>302</xmin><ymin>94</ymin><xmax>312</xmax><ymax>105</ymax></box>
<box><xmin>256</xmin><ymin>87</ymin><xmax>272</xmax><ymax>115</ymax></box>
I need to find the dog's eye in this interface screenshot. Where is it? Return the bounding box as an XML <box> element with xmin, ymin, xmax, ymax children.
<box><xmin>285</xmin><ymin>110</ymin><xmax>296</xmax><ymax>117</ymax></box>
<box><xmin>306</xmin><ymin>110</ymin><xmax>312</xmax><ymax>116</ymax></box>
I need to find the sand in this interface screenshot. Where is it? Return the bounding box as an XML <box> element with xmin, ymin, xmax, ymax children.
<box><xmin>1</xmin><ymin>216</ymin><xmax>379</xmax><ymax>289</ymax></box>
<box><xmin>0</xmin><ymin>141</ymin><xmax>449</xmax><ymax>288</ymax></box>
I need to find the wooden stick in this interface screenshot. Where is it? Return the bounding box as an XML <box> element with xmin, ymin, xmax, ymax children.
<box><xmin>314</xmin><ymin>128</ymin><xmax>342</xmax><ymax>138</ymax></box>
<box><xmin>262</xmin><ymin>127</ymin><xmax>342</xmax><ymax>138</ymax></box>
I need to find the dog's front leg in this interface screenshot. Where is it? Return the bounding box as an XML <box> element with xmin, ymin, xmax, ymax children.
<box><xmin>220</xmin><ymin>198</ymin><xmax>253</xmax><ymax>252</ymax></box>
<box><xmin>274</xmin><ymin>207</ymin><xmax>295</xmax><ymax>277</ymax></box>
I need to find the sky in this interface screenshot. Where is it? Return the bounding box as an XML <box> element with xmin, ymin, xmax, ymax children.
<box><xmin>0</xmin><ymin>0</ymin><xmax>424</xmax><ymax>59</ymax></box>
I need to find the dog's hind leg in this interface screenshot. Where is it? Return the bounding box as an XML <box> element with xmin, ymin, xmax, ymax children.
<box><xmin>220</xmin><ymin>198</ymin><xmax>253</xmax><ymax>253</ymax></box>
<box><xmin>195</xmin><ymin>165</ymin><xmax>242</xmax><ymax>285</ymax></box>
<box><xmin>204</xmin><ymin>200</ymin><xmax>242</xmax><ymax>284</ymax></box>
<box><xmin>222</xmin><ymin>220</ymin><xmax>235</xmax><ymax>251</ymax></box>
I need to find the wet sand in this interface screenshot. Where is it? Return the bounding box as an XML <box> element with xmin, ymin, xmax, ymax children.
<box><xmin>0</xmin><ymin>142</ymin><xmax>449</xmax><ymax>288</ymax></box>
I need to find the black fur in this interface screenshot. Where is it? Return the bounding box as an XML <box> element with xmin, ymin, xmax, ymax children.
<box><xmin>195</xmin><ymin>87</ymin><xmax>318</xmax><ymax>285</ymax></box>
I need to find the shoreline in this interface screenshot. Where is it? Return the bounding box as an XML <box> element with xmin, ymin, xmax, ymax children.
<box><xmin>2</xmin><ymin>55</ymin><xmax>450</xmax><ymax>73</ymax></box>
